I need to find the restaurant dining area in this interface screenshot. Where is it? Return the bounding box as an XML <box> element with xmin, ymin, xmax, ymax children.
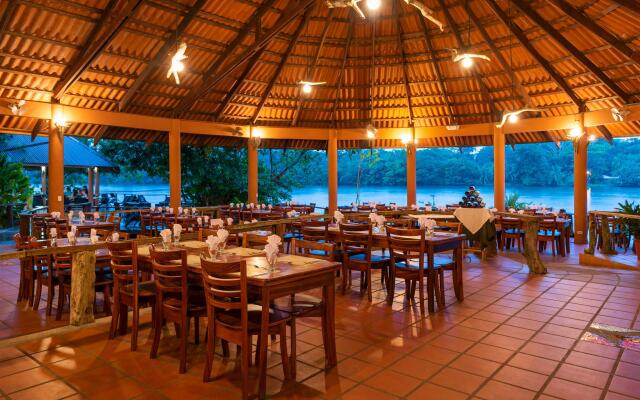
<box><xmin>1</xmin><ymin>0</ymin><xmax>640</xmax><ymax>399</ymax></box>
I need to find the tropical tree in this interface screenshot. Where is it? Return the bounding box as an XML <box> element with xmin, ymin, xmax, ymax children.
<box><xmin>0</xmin><ymin>153</ymin><xmax>33</xmax><ymax>226</ymax></box>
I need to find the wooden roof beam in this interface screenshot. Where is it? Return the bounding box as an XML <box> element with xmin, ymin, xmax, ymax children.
<box><xmin>118</xmin><ymin>0</ymin><xmax>207</xmax><ymax>111</ymax></box>
<box><xmin>52</xmin><ymin>0</ymin><xmax>142</xmax><ymax>100</ymax></box>
<box><xmin>485</xmin><ymin>0</ymin><xmax>584</xmax><ymax>111</ymax></box>
<box><xmin>512</xmin><ymin>0</ymin><xmax>631</xmax><ymax>103</ymax></box>
<box><xmin>394</xmin><ymin>1</ymin><xmax>414</xmax><ymax>126</ymax></box>
<box><xmin>595</xmin><ymin>125</ymin><xmax>614</xmax><ymax>144</ymax></box>
<box><xmin>548</xmin><ymin>0</ymin><xmax>640</xmax><ymax>64</ymax></box>
<box><xmin>437</xmin><ymin>0</ymin><xmax>497</xmax><ymax>122</ymax></box>
<box><xmin>0</xmin><ymin>0</ymin><xmax>17</xmax><ymax>34</ymax></box>
<box><xmin>608</xmin><ymin>0</ymin><xmax>640</xmax><ymax>14</ymax></box>
<box><xmin>251</xmin><ymin>9</ymin><xmax>312</xmax><ymax>125</ymax></box>
<box><xmin>416</xmin><ymin>11</ymin><xmax>455</xmax><ymax>123</ymax></box>
<box><xmin>176</xmin><ymin>0</ymin><xmax>315</xmax><ymax>115</ymax></box>
<box><xmin>330</xmin><ymin>15</ymin><xmax>354</xmax><ymax>126</ymax></box>
<box><xmin>291</xmin><ymin>8</ymin><xmax>334</xmax><ymax>126</ymax></box>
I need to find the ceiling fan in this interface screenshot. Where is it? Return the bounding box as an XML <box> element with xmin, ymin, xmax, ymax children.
<box><xmin>325</xmin><ymin>0</ymin><xmax>366</xmax><ymax>19</ymax></box>
<box><xmin>402</xmin><ymin>0</ymin><xmax>444</xmax><ymax>31</ymax></box>
<box><xmin>496</xmin><ymin>108</ymin><xmax>543</xmax><ymax>128</ymax></box>
<box><xmin>167</xmin><ymin>42</ymin><xmax>187</xmax><ymax>84</ymax></box>
<box><xmin>8</xmin><ymin>100</ymin><xmax>26</xmax><ymax>116</ymax></box>
<box><xmin>325</xmin><ymin>0</ymin><xmax>444</xmax><ymax>31</ymax></box>
<box><xmin>451</xmin><ymin>49</ymin><xmax>491</xmax><ymax>69</ymax></box>
<box><xmin>298</xmin><ymin>80</ymin><xmax>326</xmax><ymax>94</ymax></box>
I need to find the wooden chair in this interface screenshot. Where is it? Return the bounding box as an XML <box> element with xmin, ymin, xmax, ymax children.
<box><xmin>537</xmin><ymin>217</ymin><xmax>561</xmax><ymax>256</ymax></box>
<box><xmin>200</xmin><ymin>257</ymin><xmax>290</xmax><ymax>399</ymax></box>
<box><xmin>31</xmin><ymin>241</ymin><xmax>55</xmax><ymax>315</ymax></box>
<box><xmin>385</xmin><ymin>218</ymin><xmax>414</xmax><ymax>228</ymax></box>
<box><xmin>140</xmin><ymin>212</ymin><xmax>153</xmax><ymax>235</ymax></box>
<box><xmin>300</xmin><ymin>219</ymin><xmax>329</xmax><ymax>242</ymax></box>
<box><xmin>385</xmin><ymin>226</ymin><xmax>445</xmax><ymax>315</ymax></box>
<box><xmin>434</xmin><ymin>221</ymin><xmax>462</xmax><ymax>233</ymax></box>
<box><xmin>107</xmin><ymin>215</ymin><xmax>120</xmax><ymax>231</ymax></box>
<box><xmin>499</xmin><ymin>218</ymin><xmax>522</xmax><ymax>252</ymax></box>
<box><xmin>107</xmin><ymin>241</ymin><xmax>156</xmax><ymax>351</ymax></box>
<box><xmin>339</xmin><ymin>223</ymin><xmax>389</xmax><ymax>301</ymax></box>
<box><xmin>149</xmin><ymin>246</ymin><xmax>206</xmax><ymax>373</ymax></box>
<box><xmin>54</xmin><ymin>252</ymin><xmax>112</xmax><ymax>321</ymax></box>
<box><xmin>14</xmin><ymin>234</ymin><xmax>35</xmax><ymax>305</ymax></box>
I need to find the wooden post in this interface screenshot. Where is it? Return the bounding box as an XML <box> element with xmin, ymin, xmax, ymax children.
<box><xmin>70</xmin><ymin>251</ymin><xmax>96</xmax><ymax>325</ymax></box>
<box><xmin>94</xmin><ymin>167</ymin><xmax>100</xmax><ymax>205</ymax></box>
<box><xmin>169</xmin><ymin>119</ymin><xmax>181</xmax><ymax>210</ymax></box>
<box><xmin>574</xmin><ymin>134</ymin><xmax>588</xmax><ymax>244</ymax></box>
<box><xmin>584</xmin><ymin>212</ymin><xmax>597</xmax><ymax>255</ymax></box>
<box><xmin>48</xmin><ymin>111</ymin><xmax>64</xmax><ymax>213</ymax></box>
<box><xmin>493</xmin><ymin>126</ymin><xmax>505</xmax><ymax>211</ymax></box>
<box><xmin>601</xmin><ymin>217</ymin><xmax>617</xmax><ymax>255</ymax></box>
<box><xmin>247</xmin><ymin>130</ymin><xmax>258</xmax><ymax>204</ymax></box>
<box><xmin>522</xmin><ymin>218</ymin><xmax>547</xmax><ymax>274</ymax></box>
<box><xmin>87</xmin><ymin>167</ymin><xmax>94</xmax><ymax>207</ymax></box>
<box><xmin>328</xmin><ymin>130</ymin><xmax>338</xmax><ymax>214</ymax></box>
<box><xmin>406</xmin><ymin>144</ymin><xmax>416</xmax><ymax>207</ymax></box>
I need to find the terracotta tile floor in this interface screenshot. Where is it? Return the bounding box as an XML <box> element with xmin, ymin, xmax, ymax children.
<box><xmin>0</xmin><ymin>246</ymin><xmax>638</xmax><ymax>399</ymax></box>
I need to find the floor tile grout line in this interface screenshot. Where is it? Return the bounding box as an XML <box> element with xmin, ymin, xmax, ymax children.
<box><xmin>531</xmin><ymin>273</ymin><xmax>621</xmax><ymax>400</ymax></box>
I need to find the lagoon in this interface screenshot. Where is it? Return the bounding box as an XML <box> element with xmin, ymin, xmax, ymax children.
<box><xmin>97</xmin><ymin>183</ymin><xmax>640</xmax><ymax>212</ymax></box>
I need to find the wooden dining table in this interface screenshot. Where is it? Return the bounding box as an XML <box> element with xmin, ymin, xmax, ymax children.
<box><xmin>501</xmin><ymin>216</ymin><xmax>572</xmax><ymax>256</ymax></box>
<box><xmin>137</xmin><ymin>241</ymin><xmax>340</xmax><ymax>392</ymax></box>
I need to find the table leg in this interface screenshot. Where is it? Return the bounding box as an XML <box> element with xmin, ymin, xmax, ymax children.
<box><xmin>258</xmin><ymin>287</ymin><xmax>270</xmax><ymax>397</ymax></box>
<box><xmin>454</xmin><ymin>244</ymin><xmax>464</xmax><ymax>301</ymax></box>
<box><xmin>322</xmin><ymin>277</ymin><xmax>337</xmax><ymax>367</ymax></box>
<box><xmin>565</xmin><ymin>223</ymin><xmax>571</xmax><ymax>254</ymax></box>
<box><xmin>427</xmin><ymin>249</ymin><xmax>435</xmax><ymax>313</ymax></box>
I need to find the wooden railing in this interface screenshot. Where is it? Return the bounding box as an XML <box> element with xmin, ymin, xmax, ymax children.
<box><xmin>584</xmin><ymin>211</ymin><xmax>640</xmax><ymax>256</ymax></box>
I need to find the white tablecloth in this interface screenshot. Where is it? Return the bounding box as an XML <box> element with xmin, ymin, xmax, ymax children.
<box><xmin>453</xmin><ymin>208</ymin><xmax>495</xmax><ymax>234</ymax></box>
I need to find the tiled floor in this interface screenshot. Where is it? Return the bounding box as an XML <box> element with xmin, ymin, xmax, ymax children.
<box><xmin>0</xmin><ymin>247</ymin><xmax>638</xmax><ymax>399</ymax></box>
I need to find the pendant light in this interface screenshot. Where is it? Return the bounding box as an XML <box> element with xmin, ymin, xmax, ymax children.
<box><xmin>453</xmin><ymin>1</ymin><xmax>490</xmax><ymax>69</ymax></box>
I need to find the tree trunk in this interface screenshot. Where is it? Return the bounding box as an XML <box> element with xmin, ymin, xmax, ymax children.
<box><xmin>523</xmin><ymin>219</ymin><xmax>547</xmax><ymax>274</ymax></box>
<box><xmin>584</xmin><ymin>213</ymin><xmax>596</xmax><ymax>255</ymax></box>
<box><xmin>70</xmin><ymin>251</ymin><xmax>96</xmax><ymax>326</ymax></box>
<box><xmin>601</xmin><ymin>217</ymin><xmax>617</xmax><ymax>255</ymax></box>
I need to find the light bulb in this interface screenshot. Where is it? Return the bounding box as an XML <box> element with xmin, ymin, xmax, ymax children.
<box><xmin>302</xmin><ymin>83</ymin><xmax>312</xmax><ymax>94</ymax></box>
<box><xmin>461</xmin><ymin>56</ymin><xmax>473</xmax><ymax>69</ymax></box>
<box><xmin>569</xmin><ymin>126</ymin><xmax>583</xmax><ymax>139</ymax></box>
<box><xmin>173</xmin><ymin>61</ymin><xmax>185</xmax><ymax>72</ymax></box>
<box><xmin>588</xmin><ymin>134</ymin><xmax>596</xmax><ymax>142</ymax></box>
<box><xmin>400</xmin><ymin>133</ymin><xmax>411</xmax><ymax>145</ymax></box>
<box><xmin>53</xmin><ymin>113</ymin><xmax>68</xmax><ymax>128</ymax></box>
<box><xmin>508</xmin><ymin>114</ymin><xmax>519</xmax><ymax>124</ymax></box>
<box><xmin>367</xmin><ymin>0</ymin><xmax>382</xmax><ymax>10</ymax></box>
<box><xmin>367</xmin><ymin>130</ymin><xmax>375</xmax><ymax>139</ymax></box>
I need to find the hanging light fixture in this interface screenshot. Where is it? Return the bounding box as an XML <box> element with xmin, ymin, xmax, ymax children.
<box><xmin>326</xmin><ymin>0</ymin><xmax>366</xmax><ymax>19</ymax></box>
<box><xmin>167</xmin><ymin>42</ymin><xmax>187</xmax><ymax>84</ymax></box>
<box><xmin>365</xmin><ymin>12</ymin><xmax>377</xmax><ymax>140</ymax></box>
<box><xmin>496</xmin><ymin>0</ymin><xmax>541</xmax><ymax>128</ymax></box>
<box><xmin>403</xmin><ymin>0</ymin><xmax>444</xmax><ymax>31</ymax></box>
<box><xmin>366</xmin><ymin>123</ymin><xmax>377</xmax><ymax>139</ymax></box>
<box><xmin>366</xmin><ymin>0</ymin><xmax>381</xmax><ymax>10</ymax></box>
<box><xmin>452</xmin><ymin>1</ymin><xmax>490</xmax><ymax>69</ymax></box>
<box><xmin>8</xmin><ymin>100</ymin><xmax>25</xmax><ymax>116</ymax></box>
<box><xmin>298</xmin><ymin>21</ymin><xmax>325</xmax><ymax>95</ymax></box>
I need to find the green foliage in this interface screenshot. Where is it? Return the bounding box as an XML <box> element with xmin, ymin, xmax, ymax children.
<box><xmin>505</xmin><ymin>192</ymin><xmax>530</xmax><ymax>210</ymax></box>
<box><xmin>618</xmin><ymin>200</ymin><xmax>640</xmax><ymax>238</ymax></box>
<box><xmin>0</xmin><ymin>153</ymin><xmax>33</xmax><ymax>205</ymax></box>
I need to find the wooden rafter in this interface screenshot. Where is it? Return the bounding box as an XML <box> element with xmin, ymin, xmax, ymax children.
<box><xmin>512</xmin><ymin>0</ymin><xmax>631</xmax><ymax>103</ymax></box>
<box><xmin>548</xmin><ymin>0</ymin><xmax>640</xmax><ymax>64</ymax></box>
<box><xmin>52</xmin><ymin>0</ymin><xmax>142</xmax><ymax>100</ymax></box>
<box><xmin>30</xmin><ymin>119</ymin><xmax>45</xmax><ymax>140</ymax></box>
<box><xmin>176</xmin><ymin>0</ymin><xmax>316</xmax><ymax>115</ymax></box>
<box><xmin>214</xmin><ymin>48</ymin><xmax>266</xmax><ymax>121</ymax></box>
<box><xmin>608</xmin><ymin>0</ymin><xmax>640</xmax><ymax>14</ymax></box>
<box><xmin>118</xmin><ymin>0</ymin><xmax>207</xmax><ymax>111</ymax></box>
<box><xmin>595</xmin><ymin>125</ymin><xmax>614</xmax><ymax>144</ymax></box>
<box><xmin>291</xmin><ymin>8</ymin><xmax>334</xmax><ymax>126</ymax></box>
<box><xmin>416</xmin><ymin>11</ymin><xmax>455</xmax><ymax>124</ymax></box>
<box><xmin>437</xmin><ymin>0</ymin><xmax>496</xmax><ymax>121</ymax></box>
<box><xmin>394</xmin><ymin>1</ymin><xmax>414</xmax><ymax>126</ymax></box>
<box><xmin>251</xmin><ymin>9</ymin><xmax>312</xmax><ymax>125</ymax></box>
<box><xmin>0</xmin><ymin>0</ymin><xmax>17</xmax><ymax>34</ymax></box>
<box><xmin>485</xmin><ymin>0</ymin><xmax>585</xmax><ymax>111</ymax></box>
<box><xmin>331</xmin><ymin>14</ymin><xmax>355</xmax><ymax>127</ymax></box>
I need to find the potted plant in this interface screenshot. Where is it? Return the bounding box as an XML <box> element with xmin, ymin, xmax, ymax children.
<box><xmin>618</xmin><ymin>200</ymin><xmax>640</xmax><ymax>259</ymax></box>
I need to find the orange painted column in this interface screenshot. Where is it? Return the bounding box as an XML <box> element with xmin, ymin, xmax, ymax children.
<box><xmin>169</xmin><ymin>120</ymin><xmax>181</xmax><ymax>210</ymax></box>
<box><xmin>247</xmin><ymin>137</ymin><xmax>258</xmax><ymax>204</ymax></box>
<box><xmin>493</xmin><ymin>126</ymin><xmax>506</xmax><ymax>211</ymax></box>
<box><xmin>48</xmin><ymin>117</ymin><xmax>64</xmax><ymax>212</ymax></box>
<box><xmin>574</xmin><ymin>134</ymin><xmax>589</xmax><ymax>244</ymax></box>
<box><xmin>406</xmin><ymin>144</ymin><xmax>417</xmax><ymax>207</ymax></box>
<box><xmin>328</xmin><ymin>130</ymin><xmax>338</xmax><ymax>213</ymax></box>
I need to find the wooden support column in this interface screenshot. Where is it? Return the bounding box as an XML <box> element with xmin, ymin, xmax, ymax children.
<box><xmin>169</xmin><ymin>120</ymin><xmax>181</xmax><ymax>210</ymax></box>
<box><xmin>328</xmin><ymin>130</ymin><xmax>338</xmax><ymax>213</ymax></box>
<box><xmin>406</xmin><ymin>144</ymin><xmax>417</xmax><ymax>207</ymax></box>
<box><xmin>574</xmin><ymin>134</ymin><xmax>589</xmax><ymax>244</ymax></box>
<box><xmin>493</xmin><ymin>127</ymin><xmax>506</xmax><ymax>211</ymax></box>
<box><xmin>87</xmin><ymin>167</ymin><xmax>94</xmax><ymax>207</ymax></box>
<box><xmin>70</xmin><ymin>251</ymin><xmax>96</xmax><ymax>325</ymax></box>
<box><xmin>94</xmin><ymin>168</ymin><xmax>100</xmax><ymax>205</ymax></box>
<box><xmin>48</xmin><ymin>113</ymin><xmax>64</xmax><ymax>213</ymax></box>
<box><xmin>247</xmin><ymin>130</ymin><xmax>259</xmax><ymax>203</ymax></box>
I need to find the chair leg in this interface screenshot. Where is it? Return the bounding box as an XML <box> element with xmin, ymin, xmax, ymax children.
<box><xmin>46</xmin><ymin>284</ymin><xmax>54</xmax><ymax>316</ymax></box>
<box><xmin>150</xmin><ymin>308</ymin><xmax>162</xmax><ymax>359</ymax></box>
<box><xmin>131</xmin><ymin>305</ymin><xmax>139</xmax><ymax>351</ymax></box>
<box><xmin>289</xmin><ymin>318</ymin><xmax>297</xmax><ymax>380</ymax></box>
<box><xmin>279</xmin><ymin>324</ymin><xmax>290</xmax><ymax>380</ymax></box>
<box><xmin>55</xmin><ymin>284</ymin><xmax>65</xmax><ymax>321</ymax></box>
<box><xmin>366</xmin><ymin>269</ymin><xmax>373</xmax><ymax>302</ymax></box>
<box><xmin>418</xmin><ymin>279</ymin><xmax>425</xmax><ymax>316</ymax></box>
<box><xmin>109</xmin><ymin>295</ymin><xmax>119</xmax><ymax>340</ymax></box>
<box><xmin>221</xmin><ymin>339</ymin><xmax>230</xmax><ymax>358</ymax></box>
<box><xmin>103</xmin><ymin>286</ymin><xmax>111</xmax><ymax>316</ymax></box>
<box><xmin>179</xmin><ymin>319</ymin><xmax>188</xmax><ymax>373</ymax></box>
<box><xmin>241</xmin><ymin>335</ymin><xmax>250</xmax><ymax>400</ymax></box>
<box><xmin>33</xmin><ymin>278</ymin><xmax>42</xmax><ymax>311</ymax></box>
<box><xmin>203</xmin><ymin>321</ymin><xmax>214</xmax><ymax>382</ymax></box>
<box><xmin>194</xmin><ymin>317</ymin><xmax>200</xmax><ymax>345</ymax></box>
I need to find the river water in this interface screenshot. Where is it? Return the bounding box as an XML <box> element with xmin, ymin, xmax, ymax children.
<box><xmin>98</xmin><ymin>183</ymin><xmax>640</xmax><ymax>212</ymax></box>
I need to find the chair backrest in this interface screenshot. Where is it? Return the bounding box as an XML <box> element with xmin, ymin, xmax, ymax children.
<box><xmin>107</xmin><ymin>240</ymin><xmax>138</xmax><ymax>291</ymax></box>
<box><xmin>435</xmin><ymin>221</ymin><xmax>462</xmax><ymax>233</ymax></box>
<box><xmin>53</xmin><ymin>251</ymin><xmax>73</xmax><ymax>277</ymax></box>
<box><xmin>200</xmin><ymin>257</ymin><xmax>248</xmax><ymax>327</ymax></box>
<box><xmin>339</xmin><ymin>223</ymin><xmax>372</xmax><ymax>261</ymax></box>
<box><xmin>198</xmin><ymin>227</ymin><xmax>219</xmax><ymax>241</ymax></box>
<box><xmin>242</xmin><ymin>233</ymin><xmax>272</xmax><ymax>249</ymax></box>
<box><xmin>300</xmin><ymin>219</ymin><xmax>329</xmax><ymax>241</ymax></box>
<box><xmin>386</xmin><ymin>226</ymin><xmax>426</xmax><ymax>273</ymax></box>
<box><xmin>149</xmin><ymin>245</ymin><xmax>188</xmax><ymax>307</ymax></box>
<box><xmin>385</xmin><ymin>218</ymin><xmax>414</xmax><ymax>228</ymax></box>
<box><xmin>357</xmin><ymin>205</ymin><xmax>372</xmax><ymax>212</ymax></box>
<box><xmin>539</xmin><ymin>217</ymin><xmax>557</xmax><ymax>232</ymax></box>
<box><xmin>500</xmin><ymin>218</ymin><xmax>521</xmax><ymax>230</ymax></box>
<box><xmin>13</xmin><ymin>233</ymin><xmax>32</xmax><ymax>250</ymax></box>
<box><xmin>291</xmin><ymin>238</ymin><xmax>335</xmax><ymax>261</ymax></box>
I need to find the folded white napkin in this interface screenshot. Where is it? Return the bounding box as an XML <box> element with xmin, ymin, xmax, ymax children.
<box><xmin>169</xmin><ymin>208</ymin><xmax>174</xmax><ymax>214</ymax></box>
<box><xmin>490</xmin><ymin>208</ymin><xmax>498</xmax><ymax>213</ymax></box>
<box><xmin>192</xmin><ymin>207</ymin><xmax>197</xmax><ymax>215</ymax></box>
<box><xmin>90</xmin><ymin>235</ymin><xmax>98</xmax><ymax>244</ymax></box>
<box><xmin>111</xmin><ymin>232</ymin><xmax>119</xmax><ymax>242</ymax></box>
<box><xmin>197</xmin><ymin>217</ymin><xmax>203</xmax><ymax>225</ymax></box>
<box><xmin>509</xmin><ymin>208</ymin><xmax>516</xmax><ymax>213</ymax></box>
<box><xmin>334</xmin><ymin>210</ymin><xmax>344</xmax><ymax>224</ymax></box>
<box><xmin>204</xmin><ymin>215</ymin><xmax>210</xmax><ymax>223</ymax></box>
<box><xmin>68</xmin><ymin>211</ymin><xmax>73</xmax><ymax>220</ymax></box>
<box><xmin>78</xmin><ymin>211</ymin><xmax>85</xmax><ymax>221</ymax></box>
<box><xmin>217</xmin><ymin>229</ymin><xmax>229</xmax><ymax>243</ymax></box>
<box><xmin>267</xmin><ymin>235</ymin><xmax>282</xmax><ymax>247</ymax></box>
<box><xmin>230</xmin><ymin>203</ymin><xmax>235</xmax><ymax>208</ymax></box>
<box><xmin>50</xmin><ymin>227</ymin><xmax>57</xmax><ymax>238</ymax></box>
<box><xmin>261</xmin><ymin>204</ymin><xmax>266</xmax><ymax>209</ymax></box>
<box><xmin>226</xmin><ymin>217</ymin><xmax>234</xmax><ymax>226</ymax></box>
<box><xmin>206</xmin><ymin>235</ymin><xmax>221</xmax><ymax>251</ymax></box>
<box><xmin>368</xmin><ymin>212</ymin><xmax>377</xmax><ymax>223</ymax></box>
<box><xmin>249</xmin><ymin>203</ymin><xmax>255</xmax><ymax>209</ymax></box>
<box><xmin>178</xmin><ymin>207</ymin><xmax>183</xmax><ymax>215</ymax></box>
<box><xmin>67</xmin><ymin>231</ymin><xmax>75</xmax><ymax>242</ymax></box>
<box><xmin>268</xmin><ymin>204</ymin><xmax>273</xmax><ymax>210</ymax></box>
<box><xmin>518</xmin><ymin>210</ymin><xmax>525</xmax><ymax>215</ymax></box>
<box><xmin>375</xmin><ymin>215</ymin><xmax>386</xmax><ymax>226</ymax></box>
<box><xmin>90</xmin><ymin>228</ymin><xmax>97</xmax><ymax>237</ymax></box>
<box><xmin>418</xmin><ymin>217</ymin><xmax>436</xmax><ymax>230</ymax></box>
<box><xmin>411</xmin><ymin>204</ymin><xmax>417</xmax><ymax>210</ymax></box>
<box><xmin>210</xmin><ymin>218</ymin><xmax>223</xmax><ymax>228</ymax></box>
<box><xmin>173</xmin><ymin>224</ymin><xmax>182</xmax><ymax>237</ymax></box>
<box><xmin>251</xmin><ymin>219</ymin><xmax>258</xmax><ymax>223</ymax></box>
<box><xmin>160</xmin><ymin>229</ymin><xmax>171</xmax><ymax>243</ymax></box>
<box><xmin>70</xmin><ymin>225</ymin><xmax>77</xmax><ymax>235</ymax></box>
<box><xmin>93</xmin><ymin>212</ymin><xmax>99</xmax><ymax>220</ymax></box>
